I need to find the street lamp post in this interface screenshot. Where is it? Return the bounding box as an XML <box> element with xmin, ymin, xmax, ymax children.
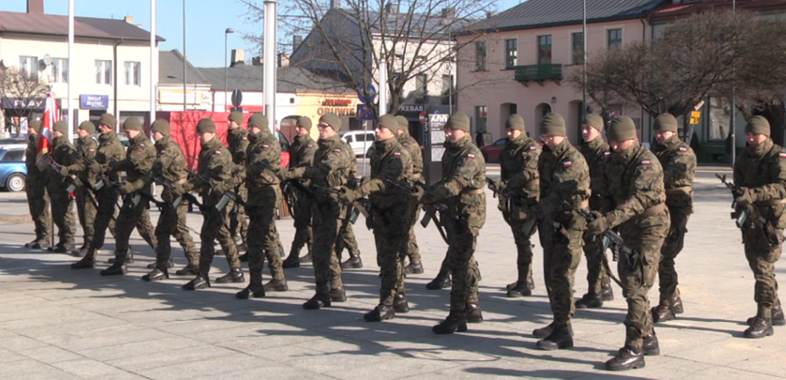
<box><xmin>182</xmin><ymin>0</ymin><xmax>187</xmax><ymax>111</ymax></box>
<box><xmin>225</xmin><ymin>28</ymin><xmax>234</xmax><ymax>112</ymax></box>
<box><xmin>582</xmin><ymin>0</ymin><xmax>587</xmax><ymax>124</ymax></box>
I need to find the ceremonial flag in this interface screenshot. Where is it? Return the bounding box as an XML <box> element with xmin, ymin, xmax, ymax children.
<box><xmin>37</xmin><ymin>92</ymin><xmax>58</xmax><ymax>155</ymax></box>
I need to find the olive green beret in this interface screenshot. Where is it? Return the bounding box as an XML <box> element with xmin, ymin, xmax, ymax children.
<box><xmin>29</xmin><ymin>120</ymin><xmax>42</xmax><ymax>132</ymax></box>
<box><xmin>653</xmin><ymin>113</ymin><xmax>678</xmax><ymax>132</ymax></box>
<box><xmin>377</xmin><ymin>114</ymin><xmax>399</xmax><ymax>132</ymax></box>
<box><xmin>123</xmin><ymin>117</ymin><xmax>143</xmax><ymax>131</ymax></box>
<box><xmin>151</xmin><ymin>119</ymin><xmax>171</xmax><ymax>135</ymax></box>
<box><xmin>584</xmin><ymin>113</ymin><xmax>604</xmax><ymax>132</ymax></box>
<box><xmin>505</xmin><ymin>114</ymin><xmax>525</xmax><ymax>131</ymax></box>
<box><xmin>296</xmin><ymin>116</ymin><xmax>312</xmax><ymax>130</ymax></box>
<box><xmin>745</xmin><ymin>116</ymin><xmax>770</xmax><ymax>136</ymax></box>
<box><xmin>608</xmin><ymin>116</ymin><xmax>637</xmax><ymax>141</ymax></box>
<box><xmin>99</xmin><ymin>113</ymin><xmax>117</xmax><ymax>128</ymax></box>
<box><xmin>445</xmin><ymin>112</ymin><xmax>470</xmax><ymax>132</ymax></box>
<box><xmin>319</xmin><ymin>113</ymin><xmax>342</xmax><ymax>132</ymax></box>
<box><xmin>540</xmin><ymin>113</ymin><xmax>566</xmax><ymax>136</ymax></box>
<box><xmin>396</xmin><ymin>115</ymin><xmax>409</xmax><ymax>130</ymax></box>
<box><xmin>248</xmin><ymin>113</ymin><xmax>268</xmax><ymax>130</ymax></box>
<box><xmin>228</xmin><ymin>111</ymin><xmax>244</xmax><ymax>124</ymax></box>
<box><xmin>196</xmin><ymin>118</ymin><xmax>217</xmax><ymax>134</ymax></box>
<box><xmin>78</xmin><ymin>120</ymin><xmax>96</xmax><ymax>134</ymax></box>
<box><xmin>53</xmin><ymin>121</ymin><xmax>68</xmax><ymax>134</ymax></box>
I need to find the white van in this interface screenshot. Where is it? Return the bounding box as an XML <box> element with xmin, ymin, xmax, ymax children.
<box><xmin>340</xmin><ymin>130</ymin><xmax>375</xmax><ymax>157</ymax></box>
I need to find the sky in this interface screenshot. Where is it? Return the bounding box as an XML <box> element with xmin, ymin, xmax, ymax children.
<box><xmin>0</xmin><ymin>0</ymin><xmax>527</xmax><ymax>68</ymax></box>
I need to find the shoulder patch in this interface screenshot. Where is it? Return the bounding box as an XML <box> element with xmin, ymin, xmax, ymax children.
<box><xmin>105</xmin><ymin>142</ymin><xmax>112</xmax><ymax>146</ymax></box>
<box><xmin>333</xmin><ymin>149</ymin><xmax>341</xmax><ymax>153</ymax></box>
<box><xmin>641</xmin><ymin>160</ymin><xmax>651</xmax><ymax>165</ymax></box>
<box><xmin>604</xmin><ymin>151</ymin><xmax>611</xmax><ymax>157</ymax></box>
<box><xmin>90</xmin><ymin>149</ymin><xmax>95</xmax><ymax>152</ymax></box>
<box><xmin>307</xmin><ymin>145</ymin><xmax>313</xmax><ymax>148</ymax></box>
<box><xmin>160</xmin><ymin>150</ymin><xmax>166</xmax><ymax>154</ymax></box>
<box><xmin>467</xmin><ymin>153</ymin><xmax>475</xmax><ymax>159</ymax></box>
<box><xmin>403</xmin><ymin>142</ymin><xmax>409</xmax><ymax>146</ymax></box>
<box><xmin>779</xmin><ymin>152</ymin><xmax>786</xmax><ymax>159</ymax></box>
<box><xmin>263</xmin><ymin>144</ymin><xmax>269</xmax><ymax>149</ymax></box>
<box><xmin>563</xmin><ymin>161</ymin><xmax>573</xmax><ymax>167</ymax></box>
<box><xmin>394</xmin><ymin>152</ymin><xmax>401</xmax><ymax>156</ymax></box>
<box><xmin>242</xmin><ymin>137</ymin><xmax>248</xmax><ymax>141</ymax></box>
<box><xmin>679</xmin><ymin>147</ymin><xmax>687</xmax><ymax>152</ymax></box>
<box><xmin>530</xmin><ymin>146</ymin><xmax>537</xmax><ymax>150</ymax></box>
<box><xmin>215</xmin><ymin>150</ymin><xmax>222</xmax><ymax>155</ymax></box>
<box><xmin>139</xmin><ymin>143</ymin><xmax>145</xmax><ymax>148</ymax></box>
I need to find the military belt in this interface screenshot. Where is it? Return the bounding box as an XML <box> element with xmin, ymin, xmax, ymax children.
<box><xmin>665</xmin><ymin>186</ymin><xmax>692</xmax><ymax>195</ymax></box>
<box><xmin>638</xmin><ymin>203</ymin><xmax>667</xmax><ymax>219</ymax></box>
<box><xmin>461</xmin><ymin>188</ymin><xmax>484</xmax><ymax>195</ymax></box>
<box><xmin>755</xmin><ymin>198</ymin><xmax>786</xmax><ymax>206</ymax></box>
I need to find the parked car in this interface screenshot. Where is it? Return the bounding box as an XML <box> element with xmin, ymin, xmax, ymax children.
<box><xmin>480</xmin><ymin>138</ymin><xmax>507</xmax><ymax>162</ymax></box>
<box><xmin>276</xmin><ymin>131</ymin><xmax>291</xmax><ymax>168</ymax></box>
<box><xmin>0</xmin><ymin>146</ymin><xmax>27</xmax><ymax>192</ymax></box>
<box><xmin>340</xmin><ymin>130</ymin><xmax>376</xmax><ymax>157</ymax></box>
<box><xmin>0</xmin><ymin>137</ymin><xmax>29</xmax><ymax>151</ymax></box>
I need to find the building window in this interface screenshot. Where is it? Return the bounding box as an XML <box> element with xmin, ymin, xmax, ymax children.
<box><xmin>537</xmin><ymin>35</ymin><xmax>552</xmax><ymax>64</ymax></box>
<box><xmin>475</xmin><ymin>105</ymin><xmax>488</xmax><ymax>133</ymax></box>
<box><xmin>441</xmin><ymin>74</ymin><xmax>454</xmax><ymax>105</ymax></box>
<box><xmin>19</xmin><ymin>56</ymin><xmax>38</xmax><ymax>80</ymax></box>
<box><xmin>572</xmin><ymin>32</ymin><xmax>584</xmax><ymax>64</ymax></box>
<box><xmin>510</xmin><ymin>103</ymin><xmax>517</xmax><ymax>115</ymax></box>
<box><xmin>95</xmin><ymin>60</ymin><xmax>112</xmax><ymax>85</ymax></box>
<box><xmin>608</xmin><ymin>28</ymin><xmax>622</xmax><ymax>49</ymax></box>
<box><xmin>124</xmin><ymin>62</ymin><xmax>141</xmax><ymax>86</ymax></box>
<box><xmin>475</xmin><ymin>41</ymin><xmax>487</xmax><ymax>71</ymax></box>
<box><xmin>52</xmin><ymin>58</ymin><xmax>68</xmax><ymax>83</ymax></box>
<box><xmin>505</xmin><ymin>38</ymin><xmax>518</xmax><ymax>69</ymax></box>
<box><xmin>707</xmin><ymin>97</ymin><xmax>730</xmax><ymax>142</ymax></box>
<box><xmin>415</xmin><ymin>74</ymin><xmax>427</xmax><ymax>102</ymax></box>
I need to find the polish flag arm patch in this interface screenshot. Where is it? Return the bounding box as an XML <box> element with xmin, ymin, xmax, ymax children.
<box><xmin>563</xmin><ymin>161</ymin><xmax>573</xmax><ymax>167</ymax></box>
<box><xmin>530</xmin><ymin>146</ymin><xmax>537</xmax><ymax>150</ymax></box>
<box><xmin>779</xmin><ymin>152</ymin><xmax>786</xmax><ymax>158</ymax></box>
<box><xmin>679</xmin><ymin>147</ymin><xmax>687</xmax><ymax>152</ymax></box>
<box><xmin>394</xmin><ymin>152</ymin><xmax>401</xmax><ymax>156</ymax></box>
<box><xmin>604</xmin><ymin>151</ymin><xmax>611</xmax><ymax>156</ymax></box>
<box><xmin>641</xmin><ymin>160</ymin><xmax>651</xmax><ymax>165</ymax></box>
<box><xmin>333</xmin><ymin>149</ymin><xmax>341</xmax><ymax>153</ymax></box>
<box><xmin>467</xmin><ymin>154</ymin><xmax>475</xmax><ymax>159</ymax></box>
<box><xmin>215</xmin><ymin>150</ymin><xmax>222</xmax><ymax>155</ymax></box>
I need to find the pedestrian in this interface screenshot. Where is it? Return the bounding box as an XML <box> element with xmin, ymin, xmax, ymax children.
<box><xmin>586</xmin><ymin>115</ymin><xmax>669</xmax><ymax>371</ymax></box>
<box><xmin>44</xmin><ymin>120</ymin><xmax>77</xmax><ymax>253</ymax></box>
<box><xmin>396</xmin><ymin>115</ymin><xmax>424</xmax><ymax>275</ymax></box>
<box><xmin>24</xmin><ymin>119</ymin><xmax>51</xmax><ymax>249</ymax></box>
<box><xmin>282</xmin><ymin>116</ymin><xmax>317</xmax><ymax>268</ymax></box>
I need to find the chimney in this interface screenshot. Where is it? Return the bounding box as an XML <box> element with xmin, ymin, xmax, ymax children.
<box><xmin>293</xmin><ymin>35</ymin><xmax>303</xmax><ymax>50</ymax></box>
<box><xmin>330</xmin><ymin>0</ymin><xmax>340</xmax><ymax>9</ymax></box>
<box><xmin>385</xmin><ymin>2</ymin><xmax>400</xmax><ymax>15</ymax></box>
<box><xmin>124</xmin><ymin>15</ymin><xmax>134</xmax><ymax>24</ymax></box>
<box><xmin>441</xmin><ymin>7</ymin><xmax>456</xmax><ymax>20</ymax></box>
<box><xmin>485</xmin><ymin>10</ymin><xmax>496</xmax><ymax>19</ymax></box>
<box><xmin>27</xmin><ymin>0</ymin><xmax>44</xmax><ymax>14</ymax></box>
<box><xmin>231</xmin><ymin>49</ymin><xmax>245</xmax><ymax>67</ymax></box>
<box><xmin>252</xmin><ymin>56</ymin><xmax>263</xmax><ymax>66</ymax></box>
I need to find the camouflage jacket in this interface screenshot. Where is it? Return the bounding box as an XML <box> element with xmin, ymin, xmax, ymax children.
<box><xmin>94</xmin><ymin>130</ymin><xmax>125</xmax><ymax>183</ymax></box>
<box><xmin>537</xmin><ymin>138</ymin><xmax>590</xmax><ymax>222</ymax></box>
<box><xmin>46</xmin><ymin>135</ymin><xmax>78</xmax><ymax>188</ymax></box>
<box><xmin>600</xmin><ymin>142</ymin><xmax>666</xmax><ymax>229</ymax></box>
<box><xmin>397</xmin><ymin>131</ymin><xmax>423</xmax><ymax>180</ymax></box>
<box><xmin>25</xmin><ymin>133</ymin><xmax>45</xmax><ymax>181</ymax></box>
<box><xmin>152</xmin><ymin>135</ymin><xmax>189</xmax><ymax>186</ymax></box>
<box><xmin>579</xmin><ymin>136</ymin><xmax>610</xmax><ymax>209</ymax></box>
<box><xmin>360</xmin><ymin>137</ymin><xmax>412</xmax><ymax>201</ymax></box>
<box><xmin>422</xmin><ymin>135</ymin><xmax>486</xmax><ymax>219</ymax></box>
<box><xmin>67</xmin><ymin>135</ymin><xmax>99</xmax><ymax>185</ymax></box>
<box><xmin>653</xmin><ymin>135</ymin><xmax>696</xmax><ymax>213</ymax></box>
<box><xmin>227</xmin><ymin>126</ymin><xmax>249</xmax><ymax>180</ymax></box>
<box><xmin>500</xmin><ymin>134</ymin><xmax>540</xmax><ymax>200</ymax></box>
<box><xmin>734</xmin><ymin>138</ymin><xmax>786</xmax><ymax>227</ymax></box>
<box><xmin>290</xmin><ymin>134</ymin><xmax>354</xmax><ymax>188</ymax></box>
<box><xmin>245</xmin><ymin>129</ymin><xmax>282</xmax><ymax>191</ymax></box>
<box><xmin>191</xmin><ymin>136</ymin><xmax>235</xmax><ymax>206</ymax></box>
<box><xmin>289</xmin><ymin>134</ymin><xmax>316</xmax><ymax>186</ymax></box>
<box><xmin>111</xmin><ymin>133</ymin><xmax>156</xmax><ymax>193</ymax></box>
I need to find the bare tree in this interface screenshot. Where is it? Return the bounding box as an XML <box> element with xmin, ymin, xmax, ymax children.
<box><xmin>240</xmin><ymin>0</ymin><xmax>493</xmax><ymax>117</ymax></box>
<box><xmin>0</xmin><ymin>66</ymin><xmax>50</xmax><ymax>137</ymax></box>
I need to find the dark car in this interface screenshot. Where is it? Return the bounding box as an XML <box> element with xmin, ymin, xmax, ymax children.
<box><xmin>0</xmin><ymin>147</ymin><xmax>27</xmax><ymax>192</ymax></box>
<box><xmin>480</xmin><ymin>138</ymin><xmax>507</xmax><ymax>162</ymax></box>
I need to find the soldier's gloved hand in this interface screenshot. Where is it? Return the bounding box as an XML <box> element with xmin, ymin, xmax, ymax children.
<box><xmin>277</xmin><ymin>170</ymin><xmax>292</xmax><ymax>181</ymax></box>
<box><xmin>411</xmin><ymin>185</ymin><xmax>425</xmax><ymax>201</ymax></box>
<box><xmin>586</xmin><ymin>211</ymin><xmax>610</xmax><ymax>235</ymax></box>
<box><xmin>736</xmin><ymin>187</ymin><xmax>755</xmax><ymax>207</ymax></box>
<box><xmin>488</xmin><ymin>178</ymin><xmax>502</xmax><ymax>191</ymax></box>
<box><xmin>339</xmin><ymin>187</ymin><xmax>361</xmax><ymax>204</ymax></box>
<box><xmin>59</xmin><ymin>165</ymin><xmax>70</xmax><ymax>177</ymax></box>
<box><xmin>531</xmin><ymin>204</ymin><xmax>546</xmax><ymax>219</ymax></box>
<box><xmin>117</xmin><ymin>182</ymin><xmax>135</xmax><ymax>196</ymax></box>
<box><xmin>161</xmin><ymin>188</ymin><xmax>175</xmax><ymax>203</ymax></box>
<box><xmin>419</xmin><ymin>190</ymin><xmax>436</xmax><ymax>205</ymax></box>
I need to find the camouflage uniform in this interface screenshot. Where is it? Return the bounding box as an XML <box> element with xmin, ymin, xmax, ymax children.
<box><xmin>45</xmin><ymin>135</ymin><xmax>77</xmax><ymax>250</ymax></box>
<box><xmin>499</xmin><ymin>133</ymin><xmax>541</xmax><ymax>294</ymax></box>
<box><xmin>653</xmin><ymin>134</ymin><xmax>696</xmax><ymax>311</ymax></box>
<box><xmin>25</xmin><ymin>131</ymin><xmax>51</xmax><ymax>247</ymax></box>
<box><xmin>398</xmin><ymin>130</ymin><xmax>423</xmax><ymax>265</ymax></box>
<box><xmin>578</xmin><ymin>136</ymin><xmax>612</xmax><ymax>297</ymax></box>
<box><xmin>287</xmin><ymin>133</ymin><xmax>316</xmax><ymax>260</ymax></box>
<box><xmin>227</xmin><ymin>126</ymin><xmax>250</xmax><ymax>248</ymax></box>
<box><xmin>70</xmin><ymin>135</ymin><xmax>99</xmax><ymax>251</ymax></box>
<box><xmin>338</xmin><ymin>141</ymin><xmax>362</xmax><ymax>268</ymax></box>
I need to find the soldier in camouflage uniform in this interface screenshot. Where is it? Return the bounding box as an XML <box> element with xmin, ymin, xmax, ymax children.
<box><xmin>63</xmin><ymin>121</ymin><xmax>99</xmax><ymax>257</ymax></box>
<box><xmin>235</xmin><ymin>114</ymin><xmax>288</xmax><ymax>298</ymax></box>
<box><xmin>282</xmin><ymin>116</ymin><xmax>316</xmax><ymax>268</ymax></box>
<box><xmin>339</xmin><ymin>180</ymin><xmax>363</xmax><ymax>269</ymax></box>
<box><xmin>586</xmin><ymin>116</ymin><xmax>670</xmax><ymax>371</ymax></box>
<box><xmin>227</xmin><ymin>111</ymin><xmax>250</xmax><ymax>252</ymax></box>
<box><xmin>530</xmin><ymin>113</ymin><xmax>589</xmax><ymax>350</ymax></box>
<box><xmin>341</xmin><ymin>115</ymin><xmax>414</xmax><ymax>321</ymax></box>
<box><xmin>396</xmin><ymin>115</ymin><xmax>424</xmax><ymax>275</ymax></box>
<box><xmin>732</xmin><ymin>116</ymin><xmax>786</xmax><ymax>339</ymax></box>
<box><xmin>24</xmin><ymin>120</ymin><xmax>51</xmax><ymax>249</ymax></box>
<box><xmin>576</xmin><ymin>114</ymin><xmax>614</xmax><ymax>308</ymax></box>
<box><xmin>493</xmin><ymin>114</ymin><xmax>540</xmax><ymax>298</ymax></box>
<box><xmin>182</xmin><ymin>118</ymin><xmax>244</xmax><ymax>290</ymax></box>
<box><xmin>420</xmin><ymin>112</ymin><xmax>486</xmax><ymax>334</ymax></box>
<box><xmin>45</xmin><ymin>121</ymin><xmax>77</xmax><ymax>253</ymax></box>
<box><xmin>651</xmin><ymin>113</ymin><xmax>696</xmax><ymax>322</ymax></box>
<box><xmin>99</xmin><ymin>117</ymin><xmax>159</xmax><ymax>276</ymax></box>
<box><xmin>142</xmin><ymin>119</ymin><xmax>199</xmax><ymax>281</ymax></box>
<box><xmin>280</xmin><ymin>113</ymin><xmax>354</xmax><ymax>309</ymax></box>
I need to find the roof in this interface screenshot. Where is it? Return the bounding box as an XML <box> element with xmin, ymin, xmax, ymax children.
<box><xmin>649</xmin><ymin>0</ymin><xmax>786</xmax><ymax>22</ymax></box>
<box><xmin>467</xmin><ymin>0</ymin><xmax>666</xmax><ymax>32</ymax></box>
<box><xmin>335</xmin><ymin>8</ymin><xmax>471</xmax><ymax>36</ymax></box>
<box><xmin>0</xmin><ymin>11</ymin><xmax>164</xmax><ymax>42</ymax></box>
<box><xmin>196</xmin><ymin>65</ymin><xmax>350</xmax><ymax>93</ymax></box>
<box><xmin>159</xmin><ymin>50</ymin><xmax>209</xmax><ymax>85</ymax></box>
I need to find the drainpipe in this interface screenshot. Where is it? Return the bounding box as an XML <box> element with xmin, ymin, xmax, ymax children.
<box><xmin>113</xmin><ymin>39</ymin><xmax>124</xmax><ymax>132</ymax></box>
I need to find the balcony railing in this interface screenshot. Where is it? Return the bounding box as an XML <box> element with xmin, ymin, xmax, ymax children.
<box><xmin>514</xmin><ymin>64</ymin><xmax>563</xmax><ymax>86</ymax></box>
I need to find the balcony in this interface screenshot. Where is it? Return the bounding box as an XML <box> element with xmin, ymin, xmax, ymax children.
<box><xmin>514</xmin><ymin>64</ymin><xmax>563</xmax><ymax>87</ymax></box>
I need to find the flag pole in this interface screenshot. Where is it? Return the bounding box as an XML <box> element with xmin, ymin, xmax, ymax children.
<box><xmin>67</xmin><ymin>0</ymin><xmax>74</xmax><ymax>142</ymax></box>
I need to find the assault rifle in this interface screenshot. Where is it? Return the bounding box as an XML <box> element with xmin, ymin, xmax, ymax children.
<box><xmin>716</xmin><ymin>173</ymin><xmax>750</xmax><ymax>228</ymax></box>
<box><xmin>139</xmin><ymin>170</ymin><xmax>203</xmax><ymax>210</ymax></box>
<box><xmin>564</xmin><ymin>200</ymin><xmax>634</xmax><ymax>269</ymax></box>
<box><xmin>486</xmin><ymin>177</ymin><xmax>538</xmax><ymax>236</ymax></box>
<box><xmin>44</xmin><ymin>154</ymin><xmax>78</xmax><ymax>193</ymax></box>
<box><xmin>313</xmin><ymin>184</ymin><xmax>367</xmax><ymax>223</ymax></box>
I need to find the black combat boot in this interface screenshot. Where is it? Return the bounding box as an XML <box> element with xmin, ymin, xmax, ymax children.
<box><xmin>432</xmin><ymin>311</ymin><xmax>468</xmax><ymax>334</ymax></box>
<box><xmin>175</xmin><ymin>264</ymin><xmax>199</xmax><ymax>276</ymax></box>
<box><xmin>299</xmin><ymin>252</ymin><xmax>313</xmax><ymax>263</ymax></box>
<box><xmin>182</xmin><ymin>275</ymin><xmax>211</xmax><ymax>290</ymax></box>
<box><xmin>71</xmin><ymin>256</ymin><xmax>96</xmax><ymax>269</ymax></box>
<box><xmin>533</xmin><ymin>322</ymin><xmax>574</xmax><ymax>339</ymax></box>
<box><xmin>670</xmin><ymin>294</ymin><xmax>683</xmax><ymax>314</ymax></box>
<box><xmin>71</xmin><ymin>245</ymin><xmax>87</xmax><ymax>257</ymax></box>
<box><xmin>393</xmin><ymin>294</ymin><xmax>409</xmax><ymax>313</ymax></box>
<box><xmin>329</xmin><ymin>287</ymin><xmax>347</xmax><ymax>302</ymax></box>
<box><xmin>536</xmin><ymin>324</ymin><xmax>574</xmax><ymax>350</ymax></box>
<box><xmin>527</xmin><ymin>277</ymin><xmax>536</xmax><ymax>290</ymax></box>
<box><xmin>147</xmin><ymin>259</ymin><xmax>174</xmax><ymax>269</ymax></box>
<box><xmin>107</xmin><ymin>253</ymin><xmax>134</xmax><ymax>264</ymax></box>
<box><xmin>747</xmin><ymin>305</ymin><xmax>786</xmax><ymax>326</ymax></box>
<box><xmin>48</xmin><ymin>242</ymin><xmax>64</xmax><ymax>252</ymax></box>
<box><xmin>605</xmin><ymin>346</ymin><xmax>645</xmax><ymax>371</ymax></box>
<box><xmin>642</xmin><ymin>333</ymin><xmax>660</xmax><ymax>356</ymax></box>
<box><xmin>31</xmin><ymin>239</ymin><xmax>51</xmax><ymax>250</ymax></box>
<box><xmin>238</xmin><ymin>252</ymin><xmax>249</xmax><ymax>262</ymax></box>
<box><xmin>263</xmin><ymin>279</ymin><xmax>289</xmax><ymax>292</ymax></box>
<box><xmin>364</xmin><ymin>305</ymin><xmax>395</xmax><ymax>322</ymax></box>
<box><xmin>465</xmin><ymin>303</ymin><xmax>483</xmax><ymax>323</ymax></box>
<box><xmin>142</xmin><ymin>267</ymin><xmax>169</xmax><ymax>282</ymax></box>
<box><xmin>426</xmin><ymin>271</ymin><xmax>451</xmax><ymax>290</ymax></box>
<box><xmin>303</xmin><ymin>293</ymin><xmax>331</xmax><ymax>310</ymax></box>
<box><xmin>744</xmin><ymin>317</ymin><xmax>774</xmax><ymax>339</ymax></box>
<box><xmin>341</xmin><ymin>255</ymin><xmax>363</xmax><ymax>269</ymax></box>
<box><xmin>575</xmin><ymin>292</ymin><xmax>603</xmax><ymax>309</ymax></box>
<box><xmin>24</xmin><ymin>238</ymin><xmax>38</xmax><ymax>248</ymax></box>
<box><xmin>100</xmin><ymin>256</ymin><xmax>128</xmax><ymax>276</ymax></box>
<box><xmin>403</xmin><ymin>261</ymin><xmax>424</xmax><ymax>275</ymax></box>
<box><xmin>282</xmin><ymin>254</ymin><xmax>300</xmax><ymax>269</ymax></box>
<box><xmin>236</xmin><ymin>282</ymin><xmax>265</xmax><ymax>299</ymax></box>
<box><xmin>506</xmin><ymin>281</ymin><xmax>532</xmax><ymax>297</ymax></box>
<box><xmin>601</xmin><ymin>283</ymin><xmax>614</xmax><ymax>301</ymax></box>
<box><xmin>54</xmin><ymin>243</ymin><xmax>75</xmax><ymax>254</ymax></box>
<box><xmin>652</xmin><ymin>305</ymin><xmax>676</xmax><ymax>323</ymax></box>
<box><xmin>215</xmin><ymin>268</ymin><xmax>245</xmax><ymax>284</ymax></box>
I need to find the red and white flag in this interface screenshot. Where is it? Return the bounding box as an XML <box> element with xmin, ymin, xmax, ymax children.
<box><xmin>37</xmin><ymin>92</ymin><xmax>58</xmax><ymax>155</ymax></box>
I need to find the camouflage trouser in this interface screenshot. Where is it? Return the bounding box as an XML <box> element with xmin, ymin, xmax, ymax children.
<box><xmin>376</xmin><ymin>230</ymin><xmax>408</xmax><ymax>306</ymax></box>
<box><xmin>538</xmin><ymin>218</ymin><xmax>583</xmax><ymax>325</ymax></box>
<box><xmin>114</xmin><ymin>194</ymin><xmax>158</xmax><ymax>259</ymax></box>
<box><xmin>198</xmin><ymin>201</ymin><xmax>241</xmax><ymax>277</ymax></box>
<box><xmin>312</xmin><ymin>195</ymin><xmax>344</xmax><ymax>295</ymax></box>
<box><xmin>229</xmin><ymin>185</ymin><xmax>248</xmax><ymax>244</ymax></box>
<box><xmin>658</xmin><ymin>209</ymin><xmax>691</xmax><ymax>307</ymax></box>
<box><xmin>508</xmin><ymin>216</ymin><xmax>537</xmax><ymax>285</ymax></box>
<box><xmin>75</xmin><ymin>186</ymin><xmax>98</xmax><ymax>248</ymax></box>
<box><xmin>407</xmin><ymin>206</ymin><xmax>421</xmax><ymax>263</ymax></box>
<box><xmin>26</xmin><ymin>177</ymin><xmax>51</xmax><ymax>242</ymax></box>
<box><xmin>247</xmin><ymin>187</ymin><xmax>284</xmax><ymax>284</ymax></box>
<box><xmin>154</xmin><ymin>200</ymin><xmax>198</xmax><ymax>267</ymax></box>
<box><xmin>337</xmin><ymin>222</ymin><xmax>360</xmax><ymax>260</ymax></box>
<box><xmin>445</xmin><ymin>195</ymin><xmax>485</xmax><ymax>312</ymax></box>
<box><xmin>619</xmin><ymin>209</ymin><xmax>669</xmax><ymax>348</ymax></box>
<box><xmin>46</xmin><ymin>183</ymin><xmax>76</xmax><ymax>246</ymax></box>
<box><xmin>743</xmin><ymin>222</ymin><xmax>783</xmax><ymax>320</ymax></box>
<box><xmin>290</xmin><ymin>191</ymin><xmax>313</xmax><ymax>257</ymax></box>
<box><xmin>582</xmin><ymin>233</ymin><xmax>610</xmax><ymax>295</ymax></box>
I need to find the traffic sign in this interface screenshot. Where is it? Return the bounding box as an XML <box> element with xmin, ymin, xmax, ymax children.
<box><xmin>356</xmin><ymin>104</ymin><xmax>375</xmax><ymax>121</ymax></box>
<box><xmin>689</xmin><ymin>110</ymin><xmax>701</xmax><ymax>125</ymax></box>
<box><xmin>357</xmin><ymin>84</ymin><xmax>377</xmax><ymax>104</ymax></box>
<box><xmin>231</xmin><ymin>89</ymin><xmax>243</xmax><ymax>107</ymax></box>
<box><xmin>419</xmin><ymin>111</ymin><xmax>426</xmax><ymax>124</ymax></box>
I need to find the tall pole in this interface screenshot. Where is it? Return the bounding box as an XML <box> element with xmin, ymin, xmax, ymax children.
<box><xmin>264</xmin><ymin>1</ymin><xmax>277</xmax><ymax>133</ymax></box>
<box><xmin>182</xmin><ymin>0</ymin><xmax>187</xmax><ymax>111</ymax></box>
<box><xmin>731</xmin><ymin>0</ymin><xmax>736</xmax><ymax>167</ymax></box>
<box><xmin>582</xmin><ymin>0</ymin><xmax>587</xmax><ymax>125</ymax></box>
<box><xmin>150</xmin><ymin>0</ymin><xmax>156</xmax><ymax>138</ymax></box>
<box><xmin>224</xmin><ymin>30</ymin><xmax>230</xmax><ymax>111</ymax></box>
<box><xmin>67</xmin><ymin>0</ymin><xmax>74</xmax><ymax>142</ymax></box>
<box><xmin>379</xmin><ymin>60</ymin><xmax>388</xmax><ymax>116</ymax></box>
